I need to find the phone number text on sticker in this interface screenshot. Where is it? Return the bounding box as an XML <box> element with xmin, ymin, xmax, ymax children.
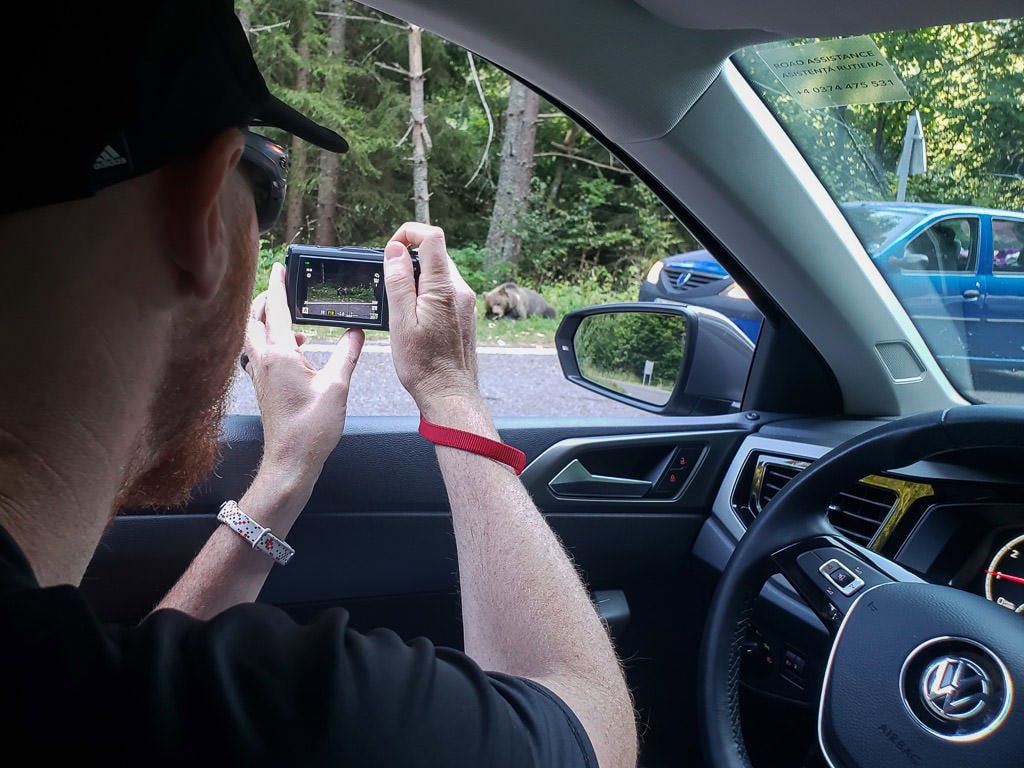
<box><xmin>756</xmin><ymin>36</ymin><xmax>910</xmax><ymax>110</ymax></box>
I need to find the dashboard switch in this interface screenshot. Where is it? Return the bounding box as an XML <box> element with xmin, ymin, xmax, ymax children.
<box><xmin>819</xmin><ymin>558</ymin><xmax>865</xmax><ymax>596</ymax></box>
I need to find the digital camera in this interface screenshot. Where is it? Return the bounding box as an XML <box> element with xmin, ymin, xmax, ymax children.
<box><xmin>285</xmin><ymin>244</ymin><xmax>419</xmax><ymax>331</ymax></box>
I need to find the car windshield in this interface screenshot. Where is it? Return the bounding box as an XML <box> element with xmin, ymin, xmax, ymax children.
<box><xmin>733</xmin><ymin>20</ymin><xmax>1024</xmax><ymax>403</ymax></box>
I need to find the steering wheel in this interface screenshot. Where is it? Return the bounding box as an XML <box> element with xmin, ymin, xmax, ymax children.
<box><xmin>699</xmin><ymin>405</ymin><xmax>1024</xmax><ymax>768</ymax></box>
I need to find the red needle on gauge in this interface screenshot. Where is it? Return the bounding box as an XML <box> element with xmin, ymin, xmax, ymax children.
<box><xmin>985</xmin><ymin>570</ymin><xmax>1024</xmax><ymax>585</ymax></box>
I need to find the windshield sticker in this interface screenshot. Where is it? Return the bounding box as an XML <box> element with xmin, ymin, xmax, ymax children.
<box><xmin>756</xmin><ymin>36</ymin><xmax>910</xmax><ymax>110</ymax></box>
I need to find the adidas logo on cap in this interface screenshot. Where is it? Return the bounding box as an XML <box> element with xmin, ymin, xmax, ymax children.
<box><xmin>93</xmin><ymin>145</ymin><xmax>128</xmax><ymax>171</ymax></box>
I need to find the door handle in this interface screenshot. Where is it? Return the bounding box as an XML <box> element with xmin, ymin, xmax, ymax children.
<box><xmin>548</xmin><ymin>459</ymin><xmax>652</xmax><ymax>498</ymax></box>
<box><xmin>962</xmin><ymin>288</ymin><xmax>980</xmax><ymax>299</ymax></box>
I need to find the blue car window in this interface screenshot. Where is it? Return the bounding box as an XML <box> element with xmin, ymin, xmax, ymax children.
<box><xmin>993</xmin><ymin>219</ymin><xmax>1024</xmax><ymax>274</ymax></box>
<box><xmin>936</xmin><ymin>219</ymin><xmax>975</xmax><ymax>273</ymax></box>
<box><xmin>908</xmin><ymin>218</ymin><xmax>976</xmax><ymax>274</ymax></box>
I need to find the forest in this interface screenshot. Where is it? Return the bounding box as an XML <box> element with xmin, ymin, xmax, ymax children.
<box><xmin>239</xmin><ymin>1</ymin><xmax>1024</xmax><ymax>302</ymax></box>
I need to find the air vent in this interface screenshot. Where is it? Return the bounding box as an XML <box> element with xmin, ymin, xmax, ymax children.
<box><xmin>756</xmin><ymin>462</ymin><xmax>803</xmax><ymax>510</ymax></box>
<box><xmin>736</xmin><ymin>454</ymin><xmax>898</xmax><ymax>548</ymax></box>
<box><xmin>827</xmin><ymin>484</ymin><xmax>898</xmax><ymax>547</ymax></box>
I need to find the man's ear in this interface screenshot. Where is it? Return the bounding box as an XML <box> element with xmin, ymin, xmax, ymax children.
<box><xmin>159</xmin><ymin>128</ymin><xmax>247</xmax><ymax>301</ymax></box>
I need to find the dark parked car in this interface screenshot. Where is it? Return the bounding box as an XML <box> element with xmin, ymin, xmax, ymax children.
<box><xmin>639</xmin><ymin>248</ymin><xmax>765</xmax><ymax>341</ymax></box>
<box><xmin>641</xmin><ymin>201</ymin><xmax>1024</xmax><ymax>374</ymax></box>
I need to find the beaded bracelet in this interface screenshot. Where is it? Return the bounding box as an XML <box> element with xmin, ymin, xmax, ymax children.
<box><xmin>217</xmin><ymin>500</ymin><xmax>295</xmax><ymax>565</ymax></box>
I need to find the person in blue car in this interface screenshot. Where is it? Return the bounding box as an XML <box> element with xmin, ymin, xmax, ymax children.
<box><xmin>0</xmin><ymin>2</ymin><xmax>636</xmax><ymax>765</ymax></box>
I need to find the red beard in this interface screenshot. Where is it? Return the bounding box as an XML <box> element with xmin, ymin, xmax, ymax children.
<box><xmin>115</xmin><ymin>211</ymin><xmax>256</xmax><ymax>511</ymax></box>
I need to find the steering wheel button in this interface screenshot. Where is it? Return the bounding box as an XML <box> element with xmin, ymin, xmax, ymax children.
<box><xmin>819</xmin><ymin>558</ymin><xmax>866</xmax><ymax>596</ymax></box>
<box><xmin>831</xmin><ymin>568</ymin><xmax>853</xmax><ymax>586</ymax></box>
<box><xmin>784</xmin><ymin>650</ymin><xmax>806</xmax><ymax>675</ymax></box>
<box><xmin>819</xmin><ymin>559</ymin><xmax>841</xmax><ymax>576</ymax></box>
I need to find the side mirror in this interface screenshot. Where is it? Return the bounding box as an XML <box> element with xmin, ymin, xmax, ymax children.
<box><xmin>555</xmin><ymin>302</ymin><xmax>754</xmax><ymax>416</ymax></box>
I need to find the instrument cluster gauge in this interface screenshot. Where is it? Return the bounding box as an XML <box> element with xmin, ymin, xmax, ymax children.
<box><xmin>985</xmin><ymin>532</ymin><xmax>1024</xmax><ymax>613</ymax></box>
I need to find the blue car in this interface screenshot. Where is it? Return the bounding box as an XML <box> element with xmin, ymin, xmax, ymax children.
<box><xmin>640</xmin><ymin>201</ymin><xmax>1024</xmax><ymax>371</ymax></box>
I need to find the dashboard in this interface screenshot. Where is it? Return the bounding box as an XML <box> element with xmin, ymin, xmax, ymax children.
<box><xmin>908</xmin><ymin>502</ymin><xmax>1024</xmax><ymax>612</ymax></box>
<box><xmin>695</xmin><ymin>421</ymin><xmax>1024</xmax><ymax>709</ymax></box>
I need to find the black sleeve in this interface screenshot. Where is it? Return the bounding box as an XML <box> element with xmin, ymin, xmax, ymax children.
<box><xmin>110</xmin><ymin>601</ymin><xmax>600</xmax><ymax>767</ymax></box>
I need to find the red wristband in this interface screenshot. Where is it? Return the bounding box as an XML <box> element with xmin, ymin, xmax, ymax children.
<box><xmin>418</xmin><ymin>414</ymin><xmax>527</xmax><ymax>475</ymax></box>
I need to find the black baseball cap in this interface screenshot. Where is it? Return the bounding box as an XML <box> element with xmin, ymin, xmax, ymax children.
<box><xmin>2</xmin><ymin>0</ymin><xmax>347</xmax><ymax>217</ymax></box>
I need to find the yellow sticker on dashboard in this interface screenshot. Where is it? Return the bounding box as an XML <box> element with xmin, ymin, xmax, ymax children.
<box><xmin>756</xmin><ymin>36</ymin><xmax>910</xmax><ymax>110</ymax></box>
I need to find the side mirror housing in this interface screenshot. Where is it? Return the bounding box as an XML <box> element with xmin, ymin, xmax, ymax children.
<box><xmin>555</xmin><ymin>302</ymin><xmax>754</xmax><ymax>416</ymax></box>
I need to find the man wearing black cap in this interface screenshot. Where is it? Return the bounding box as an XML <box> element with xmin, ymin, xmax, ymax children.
<box><xmin>0</xmin><ymin>2</ymin><xmax>636</xmax><ymax>766</ymax></box>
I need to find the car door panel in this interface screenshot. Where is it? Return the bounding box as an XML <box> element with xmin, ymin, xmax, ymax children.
<box><xmin>887</xmin><ymin>218</ymin><xmax>984</xmax><ymax>365</ymax></box>
<box><xmin>84</xmin><ymin>414</ymin><xmax>757</xmax><ymax>622</ymax></box>
<box><xmin>81</xmin><ymin>412</ymin><xmax>760</xmax><ymax>767</ymax></box>
<box><xmin>982</xmin><ymin>279</ymin><xmax>1024</xmax><ymax>365</ymax></box>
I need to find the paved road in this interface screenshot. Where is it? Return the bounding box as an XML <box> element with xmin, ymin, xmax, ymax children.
<box><xmin>228</xmin><ymin>342</ymin><xmax>1024</xmax><ymax>416</ymax></box>
<box><xmin>228</xmin><ymin>342</ymin><xmax>644</xmax><ymax>418</ymax></box>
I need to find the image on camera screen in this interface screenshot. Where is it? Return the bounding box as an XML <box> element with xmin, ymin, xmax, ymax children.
<box><xmin>299</xmin><ymin>259</ymin><xmax>382</xmax><ymax>323</ymax></box>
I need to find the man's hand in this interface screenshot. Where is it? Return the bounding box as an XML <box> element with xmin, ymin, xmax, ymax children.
<box><xmin>242</xmin><ymin>261</ymin><xmax>364</xmax><ymax>480</ymax></box>
<box><xmin>383</xmin><ymin>223</ymin><xmax>480</xmax><ymax>419</ymax></box>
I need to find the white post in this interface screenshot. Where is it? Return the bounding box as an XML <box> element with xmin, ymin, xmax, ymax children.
<box><xmin>642</xmin><ymin>360</ymin><xmax>654</xmax><ymax>386</ymax></box>
<box><xmin>896</xmin><ymin>110</ymin><xmax>927</xmax><ymax>202</ymax></box>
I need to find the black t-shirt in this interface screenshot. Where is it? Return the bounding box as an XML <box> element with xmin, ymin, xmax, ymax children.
<box><xmin>0</xmin><ymin>527</ymin><xmax>597</xmax><ymax>766</ymax></box>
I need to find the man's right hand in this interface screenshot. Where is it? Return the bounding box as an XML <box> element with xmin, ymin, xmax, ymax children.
<box><xmin>383</xmin><ymin>223</ymin><xmax>481</xmax><ymax>417</ymax></box>
<box><xmin>243</xmin><ymin>261</ymin><xmax>364</xmax><ymax>483</ymax></box>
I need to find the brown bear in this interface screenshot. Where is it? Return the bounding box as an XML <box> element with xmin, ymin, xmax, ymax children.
<box><xmin>483</xmin><ymin>282</ymin><xmax>557</xmax><ymax>320</ymax></box>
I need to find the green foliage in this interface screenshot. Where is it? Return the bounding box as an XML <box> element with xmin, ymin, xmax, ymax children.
<box><xmin>254</xmin><ymin>241</ymin><xmax>287</xmax><ymax>296</ymax></box>
<box><xmin>449</xmin><ymin>244</ymin><xmax>513</xmax><ymax>292</ymax></box>
<box><xmin>315</xmin><ymin>284</ymin><xmax>374</xmax><ymax>301</ymax></box>
<box><xmin>540</xmin><ymin>276</ymin><xmax>637</xmax><ymax>314</ymax></box>
<box><xmin>243</xmin><ymin>1</ymin><xmax>700</xmax><ymax>293</ymax></box>
<box><xmin>735</xmin><ymin>19</ymin><xmax>1024</xmax><ymax>212</ymax></box>
<box><xmin>517</xmin><ymin>176</ymin><xmax>697</xmax><ymax>290</ymax></box>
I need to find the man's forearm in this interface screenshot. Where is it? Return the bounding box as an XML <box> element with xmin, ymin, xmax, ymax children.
<box><xmin>425</xmin><ymin>397</ymin><xmax>637</xmax><ymax>768</ymax></box>
<box><xmin>153</xmin><ymin>466</ymin><xmax>314</xmax><ymax>618</ymax></box>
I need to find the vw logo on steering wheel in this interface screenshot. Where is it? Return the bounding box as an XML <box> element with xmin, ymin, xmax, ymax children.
<box><xmin>900</xmin><ymin>636</ymin><xmax>1012</xmax><ymax>742</ymax></box>
<box><xmin>921</xmin><ymin>655</ymin><xmax>989</xmax><ymax>721</ymax></box>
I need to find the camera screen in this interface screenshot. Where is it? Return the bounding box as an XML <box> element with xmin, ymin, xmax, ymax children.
<box><xmin>296</xmin><ymin>258</ymin><xmax>384</xmax><ymax>324</ymax></box>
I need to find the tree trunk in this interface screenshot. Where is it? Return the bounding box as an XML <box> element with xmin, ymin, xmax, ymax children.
<box><xmin>315</xmin><ymin>0</ymin><xmax>347</xmax><ymax>245</ymax></box>
<box><xmin>485</xmin><ymin>78</ymin><xmax>541</xmax><ymax>267</ymax></box>
<box><xmin>408</xmin><ymin>24</ymin><xmax>431</xmax><ymax>224</ymax></box>
<box><xmin>285</xmin><ymin>23</ymin><xmax>310</xmax><ymax>243</ymax></box>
